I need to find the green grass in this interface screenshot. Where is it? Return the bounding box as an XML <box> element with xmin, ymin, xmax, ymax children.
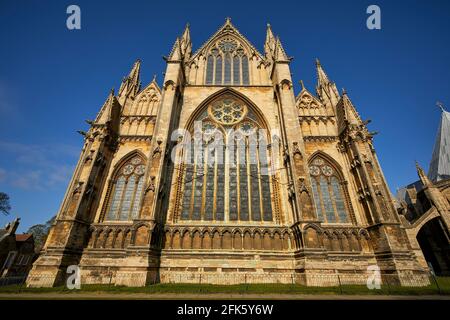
<box><xmin>0</xmin><ymin>277</ymin><xmax>449</xmax><ymax>296</ymax></box>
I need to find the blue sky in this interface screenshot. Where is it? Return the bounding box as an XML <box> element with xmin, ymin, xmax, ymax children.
<box><xmin>0</xmin><ymin>0</ymin><xmax>449</xmax><ymax>232</ymax></box>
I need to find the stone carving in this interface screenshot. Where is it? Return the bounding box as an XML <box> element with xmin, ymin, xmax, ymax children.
<box><xmin>292</xmin><ymin>142</ymin><xmax>302</xmax><ymax>158</ymax></box>
<box><xmin>146</xmin><ymin>176</ymin><xmax>156</xmax><ymax>193</ymax></box>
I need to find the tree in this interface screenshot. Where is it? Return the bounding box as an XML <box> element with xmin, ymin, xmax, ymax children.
<box><xmin>27</xmin><ymin>215</ymin><xmax>56</xmax><ymax>252</ymax></box>
<box><xmin>0</xmin><ymin>192</ymin><xmax>11</xmax><ymax>215</ymax></box>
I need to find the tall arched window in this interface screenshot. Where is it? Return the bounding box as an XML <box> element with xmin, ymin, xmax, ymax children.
<box><xmin>205</xmin><ymin>55</ymin><xmax>214</xmax><ymax>85</ymax></box>
<box><xmin>179</xmin><ymin>95</ymin><xmax>273</xmax><ymax>222</ymax></box>
<box><xmin>308</xmin><ymin>156</ymin><xmax>349</xmax><ymax>223</ymax></box>
<box><xmin>105</xmin><ymin>155</ymin><xmax>146</xmax><ymax>221</ymax></box>
<box><xmin>224</xmin><ymin>53</ymin><xmax>231</xmax><ymax>84</ymax></box>
<box><xmin>204</xmin><ymin>39</ymin><xmax>250</xmax><ymax>85</ymax></box>
<box><xmin>233</xmin><ymin>55</ymin><xmax>240</xmax><ymax>84</ymax></box>
<box><xmin>241</xmin><ymin>54</ymin><xmax>249</xmax><ymax>85</ymax></box>
<box><xmin>215</xmin><ymin>55</ymin><xmax>222</xmax><ymax>84</ymax></box>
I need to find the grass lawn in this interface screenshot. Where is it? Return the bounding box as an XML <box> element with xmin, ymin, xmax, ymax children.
<box><xmin>0</xmin><ymin>277</ymin><xmax>449</xmax><ymax>296</ymax></box>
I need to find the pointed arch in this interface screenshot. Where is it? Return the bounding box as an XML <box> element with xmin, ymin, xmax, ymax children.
<box><xmin>307</xmin><ymin>151</ymin><xmax>352</xmax><ymax>224</ymax></box>
<box><xmin>185</xmin><ymin>88</ymin><xmax>271</xmax><ymax>132</ymax></box>
<box><xmin>190</xmin><ymin>18</ymin><xmax>263</xmax><ymax>63</ymax></box>
<box><xmin>201</xmin><ymin>37</ymin><xmax>252</xmax><ymax>86</ymax></box>
<box><xmin>102</xmin><ymin>150</ymin><xmax>147</xmax><ymax>222</ymax></box>
<box><xmin>126</xmin><ymin>81</ymin><xmax>161</xmax><ymax>116</ymax></box>
<box><xmin>308</xmin><ymin>151</ymin><xmax>344</xmax><ymax>179</ymax></box>
<box><xmin>176</xmin><ymin>89</ymin><xmax>276</xmax><ymax>224</ymax></box>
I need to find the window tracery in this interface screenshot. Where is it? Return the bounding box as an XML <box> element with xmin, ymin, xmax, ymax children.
<box><xmin>180</xmin><ymin>95</ymin><xmax>272</xmax><ymax>222</ymax></box>
<box><xmin>309</xmin><ymin>157</ymin><xmax>349</xmax><ymax>223</ymax></box>
<box><xmin>205</xmin><ymin>39</ymin><xmax>250</xmax><ymax>85</ymax></box>
<box><xmin>105</xmin><ymin>155</ymin><xmax>146</xmax><ymax>221</ymax></box>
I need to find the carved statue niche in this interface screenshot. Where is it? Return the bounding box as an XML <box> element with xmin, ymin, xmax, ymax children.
<box><xmin>152</xmin><ymin>137</ymin><xmax>164</xmax><ymax>159</ymax></box>
<box><xmin>146</xmin><ymin>176</ymin><xmax>156</xmax><ymax>194</ymax></box>
<box><xmin>292</xmin><ymin>142</ymin><xmax>302</xmax><ymax>158</ymax></box>
<box><xmin>84</xmin><ymin>150</ymin><xmax>95</xmax><ymax>164</ymax></box>
<box><xmin>298</xmin><ymin>177</ymin><xmax>315</xmax><ymax>221</ymax></box>
<box><xmin>291</xmin><ymin>141</ymin><xmax>306</xmax><ymax>177</ymax></box>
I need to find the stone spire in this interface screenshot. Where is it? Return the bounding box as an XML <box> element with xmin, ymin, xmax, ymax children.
<box><xmin>315</xmin><ymin>59</ymin><xmax>340</xmax><ymax>108</ymax></box>
<box><xmin>428</xmin><ymin>102</ymin><xmax>450</xmax><ymax>182</ymax></box>
<box><xmin>180</xmin><ymin>23</ymin><xmax>192</xmax><ymax>59</ymax></box>
<box><xmin>274</xmin><ymin>36</ymin><xmax>290</xmax><ymax>62</ymax></box>
<box><xmin>168</xmin><ymin>23</ymin><xmax>193</xmax><ymax>62</ymax></box>
<box><xmin>335</xmin><ymin>89</ymin><xmax>365</xmax><ymax>135</ymax></box>
<box><xmin>264</xmin><ymin>23</ymin><xmax>276</xmax><ymax>59</ymax></box>
<box><xmin>341</xmin><ymin>90</ymin><xmax>362</xmax><ymax>125</ymax></box>
<box><xmin>118</xmin><ymin>59</ymin><xmax>142</xmax><ymax>102</ymax></box>
<box><xmin>316</xmin><ymin>58</ymin><xmax>330</xmax><ymax>86</ymax></box>
<box><xmin>95</xmin><ymin>88</ymin><xmax>120</xmax><ymax>125</ymax></box>
<box><xmin>168</xmin><ymin>37</ymin><xmax>182</xmax><ymax>61</ymax></box>
<box><xmin>263</xmin><ymin>24</ymin><xmax>289</xmax><ymax>63</ymax></box>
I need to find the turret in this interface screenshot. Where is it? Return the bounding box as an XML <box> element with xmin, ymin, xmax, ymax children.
<box><xmin>118</xmin><ymin>59</ymin><xmax>142</xmax><ymax>105</ymax></box>
<box><xmin>315</xmin><ymin>59</ymin><xmax>340</xmax><ymax>108</ymax></box>
<box><xmin>264</xmin><ymin>23</ymin><xmax>276</xmax><ymax>61</ymax></box>
<box><xmin>180</xmin><ymin>23</ymin><xmax>192</xmax><ymax>60</ymax></box>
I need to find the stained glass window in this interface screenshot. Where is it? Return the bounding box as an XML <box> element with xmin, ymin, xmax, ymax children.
<box><xmin>107</xmin><ymin>176</ymin><xmax>125</xmax><ymax>220</ymax></box>
<box><xmin>249</xmin><ymin>138</ymin><xmax>261</xmax><ymax>221</ymax></box>
<box><xmin>180</xmin><ymin>96</ymin><xmax>273</xmax><ymax>222</ymax></box>
<box><xmin>309</xmin><ymin>157</ymin><xmax>349</xmax><ymax>223</ymax></box>
<box><xmin>216</xmin><ymin>144</ymin><xmax>225</xmax><ymax>220</ymax></box>
<box><xmin>131</xmin><ymin>177</ymin><xmax>144</xmax><ymax>219</ymax></box>
<box><xmin>320</xmin><ymin>176</ymin><xmax>335</xmax><ymax>222</ymax></box>
<box><xmin>204</xmin><ymin>40</ymin><xmax>250</xmax><ymax>85</ymax></box>
<box><xmin>215</xmin><ymin>56</ymin><xmax>222</xmax><ymax>85</ymax></box>
<box><xmin>105</xmin><ymin>156</ymin><xmax>146</xmax><ymax>221</ymax></box>
<box><xmin>120</xmin><ymin>175</ymin><xmax>135</xmax><ymax>220</ymax></box>
<box><xmin>311</xmin><ymin>179</ymin><xmax>323</xmax><ymax>221</ymax></box>
<box><xmin>331</xmin><ymin>176</ymin><xmax>348</xmax><ymax>223</ymax></box>
<box><xmin>206</xmin><ymin>55</ymin><xmax>214</xmax><ymax>85</ymax></box>
<box><xmin>224</xmin><ymin>53</ymin><xmax>231</xmax><ymax>85</ymax></box>
<box><xmin>259</xmin><ymin>138</ymin><xmax>273</xmax><ymax>221</ymax></box>
<box><xmin>233</xmin><ymin>55</ymin><xmax>240</xmax><ymax>84</ymax></box>
<box><xmin>192</xmin><ymin>141</ymin><xmax>205</xmax><ymax>220</ymax></box>
<box><xmin>242</xmin><ymin>56</ymin><xmax>249</xmax><ymax>85</ymax></box>
<box><xmin>181</xmin><ymin>143</ymin><xmax>195</xmax><ymax>219</ymax></box>
<box><xmin>237</xmin><ymin>139</ymin><xmax>248</xmax><ymax>220</ymax></box>
<box><xmin>204</xmin><ymin>142</ymin><xmax>215</xmax><ymax>220</ymax></box>
<box><xmin>230</xmin><ymin>159</ymin><xmax>239</xmax><ymax>220</ymax></box>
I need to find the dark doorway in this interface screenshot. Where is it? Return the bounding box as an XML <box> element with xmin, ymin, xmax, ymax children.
<box><xmin>416</xmin><ymin>217</ymin><xmax>450</xmax><ymax>276</ymax></box>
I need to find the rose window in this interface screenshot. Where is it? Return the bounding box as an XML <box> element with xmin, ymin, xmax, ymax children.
<box><xmin>209</xmin><ymin>99</ymin><xmax>246</xmax><ymax>125</ymax></box>
<box><xmin>309</xmin><ymin>165</ymin><xmax>320</xmax><ymax>176</ymax></box>
<box><xmin>322</xmin><ymin>165</ymin><xmax>333</xmax><ymax>176</ymax></box>
<box><xmin>218</xmin><ymin>39</ymin><xmax>237</xmax><ymax>52</ymax></box>
<box><xmin>123</xmin><ymin>164</ymin><xmax>134</xmax><ymax>175</ymax></box>
<box><xmin>134</xmin><ymin>165</ymin><xmax>146</xmax><ymax>175</ymax></box>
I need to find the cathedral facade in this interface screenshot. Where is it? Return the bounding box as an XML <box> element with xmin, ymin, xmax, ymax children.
<box><xmin>27</xmin><ymin>19</ymin><xmax>432</xmax><ymax>287</ymax></box>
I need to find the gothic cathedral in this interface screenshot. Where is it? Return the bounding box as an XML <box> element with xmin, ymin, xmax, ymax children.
<box><xmin>27</xmin><ymin>19</ymin><xmax>430</xmax><ymax>287</ymax></box>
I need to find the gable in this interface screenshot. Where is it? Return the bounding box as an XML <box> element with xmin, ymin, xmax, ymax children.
<box><xmin>190</xmin><ymin>19</ymin><xmax>263</xmax><ymax>62</ymax></box>
<box><xmin>124</xmin><ymin>80</ymin><xmax>161</xmax><ymax>116</ymax></box>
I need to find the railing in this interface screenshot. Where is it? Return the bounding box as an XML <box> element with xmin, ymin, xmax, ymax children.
<box><xmin>0</xmin><ymin>271</ymin><xmax>448</xmax><ymax>295</ymax></box>
<box><xmin>0</xmin><ymin>275</ymin><xmax>27</xmax><ymax>287</ymax></box>
<box><xmin>159</xmin><ymin>271</ymin><xmax>434</xmax><ymax>287</ymax></box>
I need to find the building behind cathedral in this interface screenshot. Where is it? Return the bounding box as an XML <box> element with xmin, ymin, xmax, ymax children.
<box><xmin>26</xmin><ymin>19</ymin><xmax>450</xmax><ymax>287</ymax></box>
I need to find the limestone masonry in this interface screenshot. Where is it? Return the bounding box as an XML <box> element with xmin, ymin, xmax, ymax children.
<box><xmin>27</xmin><ymin>19</ymin><xmax>450</xmax><ymax>287</ymax></box>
